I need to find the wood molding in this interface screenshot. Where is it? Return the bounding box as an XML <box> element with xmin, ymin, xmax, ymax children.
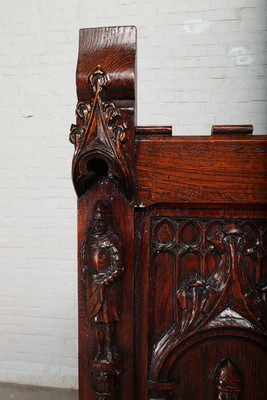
<box><xmin>135</xmin><ymin>135</ymin><xmax>267</xmax><ymax>205</ymax></box>
<box><xmin>211</xmin><ymin>125</ymin><xmax>253</xmax><ymax>135</ymax></box>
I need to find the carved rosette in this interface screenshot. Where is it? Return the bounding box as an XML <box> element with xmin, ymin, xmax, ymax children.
<box><xmin>82</xmin><ymin>201</ymin><xmax>124</xmax><ymax>399</ymax></box>
<box><xmin>70</xmin><ymin>66</ymin><xmax>133</xmax><ymax>198</ymax></box>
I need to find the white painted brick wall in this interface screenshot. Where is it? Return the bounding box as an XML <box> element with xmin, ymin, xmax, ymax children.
<box><xmin>0</xmin><ymin>0</ymin><xmax>266</xmax><ymax>390</ymax></box>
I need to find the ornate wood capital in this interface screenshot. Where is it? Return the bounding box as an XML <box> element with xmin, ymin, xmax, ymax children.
<box><xmin>70</xmin><ymin>26</ymin><xmax>136</xmax><ymax>199</ymax></box>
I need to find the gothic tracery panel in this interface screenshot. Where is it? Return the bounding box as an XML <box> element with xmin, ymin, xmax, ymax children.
<box><xmin>151</xmin><ymin>217</ymin><xmax>267</xmax><ymax>340</ymax></box>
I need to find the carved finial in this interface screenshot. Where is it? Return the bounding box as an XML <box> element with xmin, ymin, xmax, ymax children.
<box><xmin>89</xmin><ymin>66</ymin><xmax>111</xmax><ymax>93</ymax></box>
<box><xmin>69</xmin><ymin>66</ymin><xmax>133</xmax><ymax>198</ymax></box>
<box><xmin>215</xmin><ymin>358</ymin><xmax>242</xmax><ymax>399</ymax></box>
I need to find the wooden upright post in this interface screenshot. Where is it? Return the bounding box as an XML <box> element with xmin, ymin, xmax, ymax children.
<box><xmin>70</xmin><ymin>26</ymin><xmax>136</xmax><ymax>399</ymax></box>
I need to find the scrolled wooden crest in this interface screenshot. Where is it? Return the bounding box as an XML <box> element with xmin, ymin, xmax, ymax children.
<box><xmin>70</xmin><ymin>66</ymin><xmax>133</xmax><ymax>198</ymax></box>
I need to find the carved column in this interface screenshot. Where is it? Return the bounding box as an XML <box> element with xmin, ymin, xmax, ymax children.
<box><xmin>70</xmin><ymin>26</ymin><xmax>136</xmax><ymax>400</ymax></box>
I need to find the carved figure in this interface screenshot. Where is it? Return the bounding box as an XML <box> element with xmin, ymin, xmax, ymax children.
<box><xmin>82</xmin><ymin>200</ymin><xmax>124</xmax><ymax>358</ymax></box>
<box><xmin>82</xmin><ymin>200</ymin><xmax>124</xmax><ymax>398</ymax></box>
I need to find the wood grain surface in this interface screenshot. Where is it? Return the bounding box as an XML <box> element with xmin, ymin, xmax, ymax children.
<box><xmin>135</xmin><ymin>135</ymin><xmax>267</xmax><ymax>205</ymax></box>
<box><xmin>77</xmin><ymin>26</ymin><xmax>136</xmax><ymax>101</ymax></box>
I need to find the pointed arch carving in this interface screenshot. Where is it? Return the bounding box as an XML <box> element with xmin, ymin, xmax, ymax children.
<box><xmin>70</xmin><ymin>66</ymin><xmax>134</xmax><ymax>198</ymax></box>
<box><xmin>149</xmin><ymin>216</ymin><xmax>267</xmax><ymax>391</ymax></box>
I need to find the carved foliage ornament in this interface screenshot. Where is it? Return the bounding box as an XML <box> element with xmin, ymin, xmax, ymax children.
<box><xmin>149</xmin><ymin>218</ymin><xmax>267</xmax><ymax>391</ymax></box>
<box><xmin>70</xmin><ymin>66</ymin><xmax>133</xmax><ymax>198</ymax></box>
<box><xmin>152</xmin><ymin>218</ymin><xmax>267</xmax><ymax>338</ymax></box>
<box><xmin>176</xmin><ymin>221</ymin><xmax>267</xmax><ymax>335</ymax></box>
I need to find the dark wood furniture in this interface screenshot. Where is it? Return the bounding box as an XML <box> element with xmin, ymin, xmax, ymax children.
<box><xmin>69</xmin><ymin>26</ymin><xmax>267</xmax><ymax>400</ymax></box>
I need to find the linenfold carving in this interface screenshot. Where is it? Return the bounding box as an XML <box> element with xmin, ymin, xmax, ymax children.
<box><xmin>70</xmin><ymin>66</ymin><xmax>133</xmax><ymax>198</ymax></box>
<box><xmin>214</xmin><ymin>358</ymin><xmax>242</xmax><ymax>400</ymax></box>
<box><xmin>82</xmin><ymin>201</ymin><xmax>124</xmax><ymax>399</ymax></box>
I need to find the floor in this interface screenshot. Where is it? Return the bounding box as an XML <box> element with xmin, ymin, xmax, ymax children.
<box><xmin>0</xmin><ymin>382</ymin><xmax>78</xmax><ymax>400</ymax></box>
